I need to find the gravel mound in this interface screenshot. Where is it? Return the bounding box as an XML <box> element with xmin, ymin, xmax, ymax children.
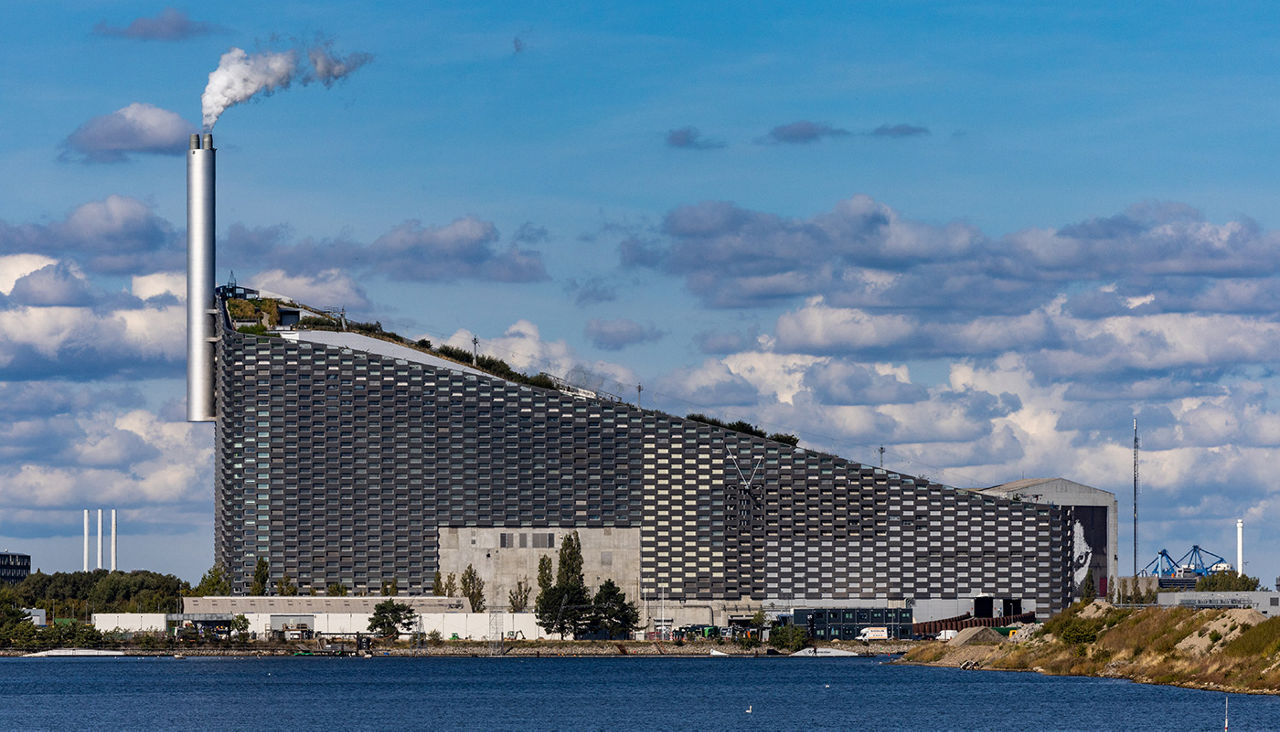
<box><xmin>948</xmin><ymin>626</ymin><xmax>1007</xmax><ymax>646</ymax></box>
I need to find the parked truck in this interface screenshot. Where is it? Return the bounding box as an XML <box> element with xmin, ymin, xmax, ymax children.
<box><xmin>856</xmin><ymin>626</ymin><xmax>889</xmax><ymax>641</ymax></box>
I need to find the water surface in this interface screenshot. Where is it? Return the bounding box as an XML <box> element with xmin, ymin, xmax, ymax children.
<box><xmin>1</xmin><ymin>655</ymin><xmax>1273</xmax><ymax>730</ymax></box>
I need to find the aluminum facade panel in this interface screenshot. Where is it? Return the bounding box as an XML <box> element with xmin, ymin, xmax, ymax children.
<box><xmin>213</xmin><ymin>291</ymin><xmax>1073</xmax><ymax>613</ymax></box>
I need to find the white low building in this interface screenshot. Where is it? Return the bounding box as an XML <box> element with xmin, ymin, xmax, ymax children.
<box><xmin>92</xmin><ymin>608</ymin><xmax>546</xmax><ymax>640</ymax></box>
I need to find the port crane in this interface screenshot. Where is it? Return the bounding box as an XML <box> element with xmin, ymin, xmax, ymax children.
<box><xmin>1141</xmin><ymin>545</ymin><xmax>1231</xmax><ymax>578</ymax></box>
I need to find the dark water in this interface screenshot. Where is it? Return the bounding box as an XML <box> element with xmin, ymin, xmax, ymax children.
<box><xmin>0</xmin><ymin>655</ymin><xmax>1275</xmax><ymax>731</ymax></box>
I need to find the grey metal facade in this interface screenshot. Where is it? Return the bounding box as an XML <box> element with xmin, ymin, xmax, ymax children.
<box><xmin>213</xmin><ymin>288</ymin><xmax>1073</xmax><ymax>613</ymax></box>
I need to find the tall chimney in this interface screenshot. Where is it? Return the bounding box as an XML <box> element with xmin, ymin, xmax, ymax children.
<box><xmin>96</xmin><ymin>508</ymin><xmax>103</xmax><ymax>570</ymax></box>
<box><xmin>111</xmin><ymin>509</ymin><xmax>117</xmax><ymax>572</ymax></box>
<box><xmin>82</xmin><ymin>509</ymin><xmax>89</xmax><ymax>572</ymax></box>
<box><xmin>187</xmin><ymin>133</ymin><xmax>216</xmax><ymax>422</ymax></box>
<box><xmin>1237</xmin><ymin>518</ymin><xmax>1244</xmax><ymax>575</ymax></box>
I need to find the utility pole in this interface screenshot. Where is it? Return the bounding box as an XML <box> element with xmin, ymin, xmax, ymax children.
<box><xmin>637</xmin><ymin>383</ymin><xmax>643</xmax><ymax>408</ymax></box>
<box><xmin>879</xmin><ymin>445</ymin><xmax>885</xmax><ymax>468</ymax></box>
<box><xmin>471</xmin><ymin>336</ymin><xmax>479</xmax><ymax>365</ymax></box>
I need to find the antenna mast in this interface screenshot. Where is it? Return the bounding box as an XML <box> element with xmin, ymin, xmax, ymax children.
<box><xmin>1133</xmin><ymin>417</ymin><xmax>1140</xmax><ymax>578</ymax></box>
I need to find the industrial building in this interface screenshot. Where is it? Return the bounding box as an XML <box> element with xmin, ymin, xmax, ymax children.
<box><xmin>974</xmin><ymin>478</ymin><xmax>1119</xmax><ymax>598</ymax></box>
<box><xmin>0</xmin><ymin>552</ymin><xmax>30</xmax><ymax>584</ymax></box>
<box><xmin>188</xmin><ymin>133</ymin><xmax>1088</xmax><ymax>625</ymax></box>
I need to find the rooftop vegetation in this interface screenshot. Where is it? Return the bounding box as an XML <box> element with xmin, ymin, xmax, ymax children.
<box><xmin>686</xmin><ymin>413</ymin><xmax>800</xmax><ymax>446</ymax></box>
<box><xmin>227</xmin><ymin>295</ymin><xmax>801</xmax><ymax>447</ymax></box>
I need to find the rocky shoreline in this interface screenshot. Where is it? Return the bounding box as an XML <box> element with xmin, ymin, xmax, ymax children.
<box><xmin>897</xmin><ymin>602</ymin><xmax>1280</xmax><ymax>696</ymax></box>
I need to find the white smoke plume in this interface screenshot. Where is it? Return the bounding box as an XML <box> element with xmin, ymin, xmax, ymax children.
<box><xmin>201</xmin><ymin>40</ymin><xmax>372</xmax><ymax>130</ymax></box>
<box><xmin>201</xmin><ymin>48</ymin><xmax>298</xmax><ymax>130</ymax></box>
<box><xmin>308</xmin><ymin>42</ymin><xmax>373</xmax><ymax>87</ymax></box>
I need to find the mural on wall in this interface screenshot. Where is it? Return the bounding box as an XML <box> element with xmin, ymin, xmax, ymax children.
<box><xmin>1070</xmin><ymin>506</ymin><xmax>1110</xmax><ymax>594</ymax></box>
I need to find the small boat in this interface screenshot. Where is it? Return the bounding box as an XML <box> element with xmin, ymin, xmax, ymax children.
<box><xmin>789</xmin><ymin>647</ymin><xmax>858</xmax><ymax>657</ymax></box>
<box><xmin>24</xmin><ymin>648</ymin><xmax>125</xmax><ymax>658</ymax></box>
<box><xmin>709</xmin><ymin>649</ymin><xmax>730</xmax><ymax>656</ymax></box>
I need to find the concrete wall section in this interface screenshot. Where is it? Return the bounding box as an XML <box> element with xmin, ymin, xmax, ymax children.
<box><xmin>244</xmin><ymin>611</ymin><xmax>545</xmax><ymax>639</ymax></box>
<box><xmin>93</xmin><ymin>613</ymin><xmax>167</xmax><ymax>632</ymax></box>
<box><xmin>183</xmin><ymin>595</ymin><xmax>470</xmax><ymax>614</ymax></box>
<box><xmin>436</xmin><ymin>527</ymin><xmax>642</xmax><ymax>610</ymax></box>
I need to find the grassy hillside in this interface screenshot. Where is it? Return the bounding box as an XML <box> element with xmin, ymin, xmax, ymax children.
<box><xmin>902</xmin><ymin>601</ymin><xmax>1280</xmax><ymax>694</ymax></box>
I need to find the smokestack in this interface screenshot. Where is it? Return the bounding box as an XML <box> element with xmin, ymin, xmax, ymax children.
<box><xmin>97</xmin><ymin>509</ymin><xmax>103</xmax><ymax>570</ymax></box>
<box><xmin>82</xmin><ymin>509</ymin><xmax>89</xmax><ymax>572</ymax></box>
<box><xmin>1237</xmin><ymin>518</ymin><xmax>1244</xmax><ymax>575</ymax></box>
<box><xmin>111</xmin><ymin>509</ymin><xmax>117</xmax><ymax>572</ymax></box>
<box><xmin>187</xmin><ymin>133</ymin><xmax>216</xmax><ymax>421</ymax></box>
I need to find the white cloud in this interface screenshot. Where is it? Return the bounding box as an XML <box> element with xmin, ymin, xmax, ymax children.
<box><xmin>247</xmin><ymin>268</ymin><xmax>370</xmax><ymax>309</ymax></box>
<box><xmin>132</xmin><ymin>271</ymin><xmax>185</xmax><ymax>300</ymax></box>
<box><xmin>0</xmin><ymin>254</ymin><xmax>57</xmax><ymax>295</ymax></box>
<box><xmin>60</xmin><ymin>103</ymin><xmax>193</xmax><ymax>163</ymax></box>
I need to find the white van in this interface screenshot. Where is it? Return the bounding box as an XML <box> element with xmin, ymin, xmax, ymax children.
<box><xmin>857</xmin><ymin>626</ymin><xmax>889</xmax><ymax>641</ymax></box>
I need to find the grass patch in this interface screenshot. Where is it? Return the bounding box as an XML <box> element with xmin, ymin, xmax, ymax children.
<box><xmin>1224</xmin><ymin>616</ymin><xmax>1280</xmax><ymax>658</ymax></box>
<box><xmin>903</xmin><ymin>643</ymin><xmax>948</xmax><ymax>663</ymax></box>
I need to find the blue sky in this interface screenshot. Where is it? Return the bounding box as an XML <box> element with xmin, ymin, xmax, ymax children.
<box><xmin>3</xmin><ymin>2</ymin><xmax>1279</xmax><ymax>586</ymax></box>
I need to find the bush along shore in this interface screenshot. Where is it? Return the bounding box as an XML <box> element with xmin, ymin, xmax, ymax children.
<box><xmin>900</xmin><ymin>600</ymin><xmax>1280</xmax><ymax>694</ymax></box>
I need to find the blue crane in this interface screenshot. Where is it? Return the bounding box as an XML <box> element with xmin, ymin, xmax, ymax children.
<box><xmin>1141</xmin><ymin>545</ymin><xmax>1229</xmax><ymax>577</ymax></box>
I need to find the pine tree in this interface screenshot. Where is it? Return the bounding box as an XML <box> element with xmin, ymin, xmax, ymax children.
<box><xmin>589</xmin><ymin>579</ymin><xmax>640</xmax><ymax>639</ymax></box>
<box><xmin>443</xmin><ymin>573</ymin><xmax>458</xmax><ymax>598</ymax></box>
<box><xmin>431</xmin><ymin>571</ymin><xmax>444</xmax><ymax>596</ymax></box>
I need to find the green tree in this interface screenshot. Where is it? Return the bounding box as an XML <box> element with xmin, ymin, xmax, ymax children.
<box><xmin>327</xmin><ymin>582</ymin><xmax>348</xmax><ymax>597</ymax></box>
<box><xmin>534</xmin><ymin>555</ymin><xmax>557</xmax><ymax>630</ymax></box>
<box><xmin>190</xmin><ymin>565</ymin><xmax>231</xmax><ymax>596</ymax></box>
<box><xmin>533</xmin><ymin>532</ymin><xmax>592</xmax><ymax>637</ymax></box>
<box><xmin>250</xmin><ymin>557</ymin><xmax>269</xmax><ymax>596</ymax></box>
<box><xmin>443</xmin><ymin>573</ymin><xmax>458</xmax><ymax>598</ymax></box>
<box><xmin>589</xmin><ymin>580</ymin><xmax>640</xmax><ymax>639</ymax></box>
<box><xmin>1195</xmin><ymin>570</ymin><xmax>1261</xmax><ymax>592</ymax></box>
<box><xmin>1080</xmin><ymin>568</ymin><xmax>1096</xmax><ymax>603</ymax></box>
<box><xmin>230</xmin><ymin>614</ymin><xmax>250</xmax><ymax>638</ymax></box>
<box><xmin>367</xmin><ymin>599</ymin><xmax>416</xmax><ymax>639</ymax></box>
<box><xmin>536</xmin><ymin>556</ymin><xmax>553</xmax><ymax>593</ymax></box>
<box><xmin>431</xmin><ymin>571</ymin><xmax>444</xmax><ymax>596</ymax></box>
<box><xmin>546</xmin><ymin>584</ymin><xmax>592</xmax><ymax>639</ymax></box>
<box><xmin>555</xmin><ymin>532</ymin><xmax>584</xmax><ymax>588</ymax></box>
<box><xmin>769</xmin><ymin>624</ymin><xmax>809</xmax><ymax>653</ymax></box>
<box><xmin>276</xmin><ymin>573</ymin><xmax>298</xmax><ymax>596</ymax></box>
<box><xmin>460</xmin><ymin>564</ymin><xmax>486</xmax><ymax>613</ymax></box>
<box><xmin>750</xmin><ymin>610</ymin><xmax>768</xmax><ymax>630</ymax></box>
<box><xmin>382</xmin><ymin>578</ymin><xmax>399</xmax><ymax>596</ymax></box>
<box><xmin>508</xmin><ymin>578</ymin><xmax>532</xmax><ymax>612</ymax></box>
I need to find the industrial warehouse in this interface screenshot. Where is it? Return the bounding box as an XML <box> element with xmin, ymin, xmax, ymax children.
<box><xmin>186</xmin><ymin>133</ymin><xmax>1115</xmax><ymax>629</ymax></box>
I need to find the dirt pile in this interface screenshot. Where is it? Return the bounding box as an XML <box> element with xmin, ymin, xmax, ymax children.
<box><xmin>1175</xmin><ymin>608</ymin><xmax>1265</xmax><ymax>657</ymax></box>
<box><xmin>949</xmin><ymin>626</ymin><xmax>1006</xmax><ymax>646</ymax></box>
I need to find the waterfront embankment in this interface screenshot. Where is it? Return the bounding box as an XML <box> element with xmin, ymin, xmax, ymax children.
<box><xmin>900</xmin><ymin>601</ymin><xmax>1280</xmax><ymax>695</ymax></box>
<box><xmin>2</xmin><ymin>638</ymin><xmax>917</xmax><ymax>658</ymax></box>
